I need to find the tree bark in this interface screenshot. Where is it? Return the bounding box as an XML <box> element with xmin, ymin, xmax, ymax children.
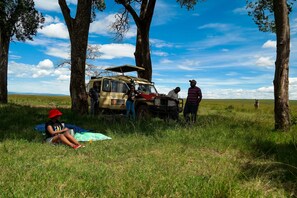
<box><xmin>119</xmin><ymin>0</ymin><xmax>155</xmax><ymax>82</ymax></box>
<box><xmin>135</xmin><ymin>26</ymin><xmax>153</xmax><ymax>81</ymax></box>
<box><xmin>0</xmin><ymin>31</ymin><xmax>10</xmax><ymax>104</ymax></box>
<box><xmin>273</xmin><ymin>0</ymin><xmax>291</xmax><ymax>131</ymax></box>
<box><xmin>59</xmin><ymin>0</ymin><xmax>90</xmax><ymax>115</ymax></box>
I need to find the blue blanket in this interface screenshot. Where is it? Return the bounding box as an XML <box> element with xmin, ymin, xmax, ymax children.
<box><xmin>34</xmin><ymin>124</ymin><xmax>111</xmax><ymax>141</ymax></box>
<box><xmin>34</xmin><ymin>123</ymin><xmax>90</xmax><ymax>134</ymax></box>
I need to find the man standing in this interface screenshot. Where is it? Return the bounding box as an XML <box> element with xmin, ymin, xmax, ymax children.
<box><xmin>184</xmin><ymin>80</ymin><xmax>202</xmax><ymax>123</ymax></box>
<box><xmin>89</xmin><ymin>82</ymin><xmax>99</xmax><ymax>115</ymax></box>
<box><xmin>167</xmin><ymin>87</ymin><xmax>181</xmax><ymax>120</ymax></box>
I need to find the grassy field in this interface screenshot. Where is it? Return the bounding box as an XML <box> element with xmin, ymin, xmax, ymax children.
<box><xmin>0</xmin><ymin>95</ymin><xmax>297</xmax><ymax>197</ymax></box>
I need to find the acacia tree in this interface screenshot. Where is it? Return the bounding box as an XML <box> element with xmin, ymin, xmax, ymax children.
<box><xmin>247</xmin><ymin>0</ymin><xmax>294</xmax><ymax>131</ymax></box>
<box><xmin>0</xmin><ymin>0</ymin><xmax>44</xmax><ymax>103</ymax></box>
<box><xmin>113</xmin><ymin>0</ymin><xmax>202</xmax><ymax>81</ymax></box>
<box><xmin>58</xmin><ymin>0</ymin><xmax>105</xmax><ymax>115</ymax></box>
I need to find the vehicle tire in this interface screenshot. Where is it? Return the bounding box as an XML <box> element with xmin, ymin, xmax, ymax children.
<box><xmin>137</xmin><ymin>105</ymin><xmax>151</xmax><ymax>119</ymax></box>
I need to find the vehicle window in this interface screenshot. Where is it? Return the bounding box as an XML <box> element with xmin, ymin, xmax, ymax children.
<box><xmin>111</xmin><ymin>80</ymin><xmax>128</xmax><ymax>93</ymax></box>
<box><xmin>103</xmin><ymin>79</ymin><xmax>111</xmax><ymax>92</ymax></box>
<box><xmin>136</xmin><ymin>84</ymin><xmax>157</xmax><ymax>94</ymax></box>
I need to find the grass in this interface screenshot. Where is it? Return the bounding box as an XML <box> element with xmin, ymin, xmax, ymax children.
<box><xmin>0</xmin><ymin>95</ymin><xmax>297</xmax><ymax>197</ymax></box>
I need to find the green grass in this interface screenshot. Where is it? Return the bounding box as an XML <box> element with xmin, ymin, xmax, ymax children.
<box><xmin>0</xmin><ymin>95</ymin><xmax>297</xmax><ymax>197</ymax></box>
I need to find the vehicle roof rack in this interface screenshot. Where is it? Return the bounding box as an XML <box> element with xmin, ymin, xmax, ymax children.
<box><xmin>105</xmin><ymin>64</ymin><xmax>145</xmax><ymax>74</ymax></box>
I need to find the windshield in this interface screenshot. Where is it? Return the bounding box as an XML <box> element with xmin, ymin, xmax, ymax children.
<box><xmin>135</xmin><ymin>83</ymin><xmax>158</xmax><ymax>94</ymax></box>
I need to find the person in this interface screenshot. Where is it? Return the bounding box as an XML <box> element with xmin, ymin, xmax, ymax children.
<box><xmin>167</xmin><ymin>87</ymin><xmax>181</xmax><ymax>120</ymax></box>
<box><xmin>89</xmin><ymin>82</ymin><xmax>100</xmax><ymax>115</ymax></box>
<box><xmin>123</xmin><ymin>85</ymin><xmax>139</xmax><ymax>120</ymax></box>
<box><xmin>183</xmin><ymin>80</ymin><xmax>202</xmax><ymax>123</ymax></box>
<box><xmin>45</xmin><ymin>109</ymin><xmax>83</xmax><ymax>149</ymax></box>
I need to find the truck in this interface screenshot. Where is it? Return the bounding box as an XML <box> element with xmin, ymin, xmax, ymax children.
<box><xmin>86</xmin><ymin>65</ymin><xmax>183</xmax><ymax>119</ymax></box>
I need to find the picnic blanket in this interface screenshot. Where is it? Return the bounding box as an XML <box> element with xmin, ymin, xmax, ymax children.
<box><xmin>34</xmin><ymin>124</ymin><xmax>111</xmax><ymax>141</ymax></box>
<box><xmin>74</xmin><ymin>132</ymin><xmax>111</xmax><ymax>141</ymax></box>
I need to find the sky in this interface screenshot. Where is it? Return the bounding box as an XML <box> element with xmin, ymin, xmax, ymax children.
<box><xmin>7</xmin><ymin>0</ymin><xmax>297</xmax><ymax>99</ymax></box>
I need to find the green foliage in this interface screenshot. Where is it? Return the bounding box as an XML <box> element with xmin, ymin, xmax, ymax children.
<box><xmin>176</xmin><ymin>0</ymin><xmax>205</xmax><ymax>10</ymax></box>
<box><xmin>246</xmin><ymin>0</ymin><xmax>295</xmax><ymax>33</ymax></box>
<box><xmin>91</xmin><ymin>0</ymin><xmax>106</xmax><ymax>22</ymax></box>
<box><xmin>1</xmin><ymin>95</ymin><xmax>297</xmax><ymax>197</ymax></box>
<box><xmin>0</xmin><ymin>0</ymin><xmax>44</xmax><ymax>41</ymax></box>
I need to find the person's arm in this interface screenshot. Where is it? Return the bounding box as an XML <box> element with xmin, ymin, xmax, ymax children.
<box><xmin>197</xmin><ymin>88</ymin><xmax>202</xmax><ymax>104</ymax></box>
<box><xmin>47</xmin><ymin>125</ymin><xmax>69</xmax><ymax>136</ymax></box>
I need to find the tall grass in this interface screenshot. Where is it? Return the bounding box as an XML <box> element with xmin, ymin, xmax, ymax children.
<box><xmin>0</xmin><ymin>95</ymin><xmax>296</xmax><ymax>197</ymax></box>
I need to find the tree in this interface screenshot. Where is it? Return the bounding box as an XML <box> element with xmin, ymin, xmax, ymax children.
<box><xmin>246</xmin><ymin>0</ymin><xmax>294</xmax><ymax>131</ymax></box>
<box><xmin>113</xmin><ymin>0</ymin><xmax>202</xmax><ymax>81</ymax></box>
<box><xmin>58</xmin><ymin>0</ymin><xmax>105</xmax><ymax>115</ymax></box>
<box><xmin>0</xmin><ymin>0</ymin><xmax>44</xmax><ymax>103</ymax></box>
<box><xmin>57</xmin><ymin>44</ymin><xmax>106</xmax><ymax>77</ymax></box>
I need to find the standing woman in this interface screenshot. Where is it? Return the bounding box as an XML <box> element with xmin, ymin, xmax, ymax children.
<box><xmin>123</xmin><ymin>85</ymin><xmax>138</xmax><ymax>120</ymax></box>
<box><xmin>45</xmin><ymin>109</ymin><xmax>83</xmax><ymax>149</ymax></box>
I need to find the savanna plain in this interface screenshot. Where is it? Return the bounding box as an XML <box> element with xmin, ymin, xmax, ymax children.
<box><xmin>0</xmin><ymin>95</ymin><xmax>297</xmax><ymax>197</ymax></box>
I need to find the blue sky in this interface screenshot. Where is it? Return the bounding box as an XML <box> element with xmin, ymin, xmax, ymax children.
<box><xmin>7</xmin><ymin>0</ymin><xmax>297</xmax><ymax>99</ymax></box>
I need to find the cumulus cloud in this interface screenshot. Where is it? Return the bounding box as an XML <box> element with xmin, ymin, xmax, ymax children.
<box><xmin>262</xmin><ymin>40</ymin><xmax>276</xmax><ymax>48</ymax></box>
<box><xmin>36</xmin><ymin>59</ymin><xmax>54</xmax><ymax>69</ymax></box>
<box><xmin>43</xmin><ymin>15</ymin><xmax>61</xmax><ymax>25</ymax></box>
<box><xmin>38</xmin><ymin>23</ymin><xmax>69</xmax><ymax>39</ymax></box>
<box><xmin>34</xmin><ymin>0</ymin><xmax>60</xmax><ymax>11</ymax></box>
<box><xmin>34</xmin><ymin>0</ymin><xmax>77</xmax><ymax>12</ymax></box>
<box><xmin>96</xmin><ymin>43</ymin><xmax>135</xmax><ymax>59</ymax></box>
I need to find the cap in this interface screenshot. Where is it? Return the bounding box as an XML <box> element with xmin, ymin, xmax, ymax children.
<box><xmin>174</xmin><ymin>87</ymin><xmax>181</xmax><ymax>92</ymax></box>
<box><xmin>189</xmin><ymin>79</ymin><xmax>196</xmax><ymax>83</ymax></box>
<box><xmin>48</xmin><ymin>109</ymin><xmax>63</xmax><ymax>119</ymax></box>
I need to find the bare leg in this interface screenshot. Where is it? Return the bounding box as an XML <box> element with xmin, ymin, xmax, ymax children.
<box><xmin>57</xmin><ymin>134</ymin><xmax>76</xmax><ymax>147</ymax></box>
<box><xmin>64</xmin><ymin>131</ymin><xmax>80</xmax><ymax>145</ymax></box>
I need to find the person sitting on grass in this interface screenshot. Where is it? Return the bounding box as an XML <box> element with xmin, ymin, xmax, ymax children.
<box><xmin>45</xmin><ymin>109</ymin><xmax>83</xmax><ymax>150</ymax></box>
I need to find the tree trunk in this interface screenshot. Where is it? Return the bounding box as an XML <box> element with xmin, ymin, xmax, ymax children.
<box><xmin>135</xmin><ymin>28</ymin><xmax>152</xmax><ymax>81</ymax></box>
<box><xmin>59</xmin><ymin>0</ymin><xmax>91</xmax><ymax>115</ymax></box>
<box><xmin>273</xmin><ymin>0</ymin><xmax>291</xmax><ymax>131</ymax></box>
<box><xmin>0</xmin><ymin>32</ymin><xmax>10</xmax><ymax>104</ymax></box>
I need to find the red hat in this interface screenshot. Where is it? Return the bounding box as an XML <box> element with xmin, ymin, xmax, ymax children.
<box><xmin>48</xmin><ymin>109</ymin><xmax>62</xmax><ymax>119</ymax></box>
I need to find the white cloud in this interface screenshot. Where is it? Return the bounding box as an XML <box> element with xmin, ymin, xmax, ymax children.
<box><xmin>152</xmin><ymin>51</ymin><xmax>168</xmax><ymax>57</ymax></box>
<box><xmin>57</xmin><ymin>75</ymin><xmax>70</xmax><ymax>81</ymax></box>
<box><xmin>97</xmin><ymin>43</ymin><xmax>135</xmax><ymax>59</ymax></box>
<box><xmin>233</xmin><ymin>7</ymin><xmax>248</xmax><ymax>15</ymax></box>
<box><xmin>255</xmin><ymin>56</ymin><xmax>274</xmax><ymax>67</ymax></box>
<box><xmin>160</xmin><ymin>59</ymin><xmax>173</xmax><ymax>64</ymax></box>
<box><xmin>262</xmin><ymin>40</ymin><xmax>276</xmax><ymax>48</ymax></box>
<box><xmin>34</xmin><ymin>0</ymin><xmax>77</xmax><ymax>12</ymax></box>
<box><xmin>150</xmin><ymin>39</ymin><xmax>174</xmax><ymax>48</ymax></box>
<box><xmin>37</xmin><ymin>59</ymin><xmax>54</xmax><ymax>69</ymax></box>
<box><xmin>34</xmin><ymin>0</ymin><xmax>60</xmax><ymax>11</ymax></box>
<box><xmin>90</xmin><ymin>14</ymin><xmax>136</xmax><ymax>38</ymax></box>
<box><xmin>46</xmin><ymin>45</ymin><xmax>70</xmax><ymax>59</ymax></box>
<box><xmin>198</xmin><ymin>23</ymin><xmax>231</xmax><ymax>31</ymax></box>
<box><xmin>39</xmin><ymin>23</ymin><xmax>69</xmax><ymax>39</ymax></box>
<box><xmin>44</xmin><ymin>15</ymin><xmax>61</xmax><ymax>25</ymax></box>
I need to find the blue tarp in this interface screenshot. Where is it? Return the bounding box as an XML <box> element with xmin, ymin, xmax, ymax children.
<box><xmin>34</xmin><ymin>123</ymin><xmax>89</xmax><ymax>133</ymax></box>
<box><xmin>34</xmin><ymin>124</ymin><xmax>111</xmax><ymax>141</ymax></box>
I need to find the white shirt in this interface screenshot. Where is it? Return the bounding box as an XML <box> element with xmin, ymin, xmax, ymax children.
<box><xmin>167</xmin><ymin>89</ymin><xmax>178</xmax><ymax>106</ymax></box>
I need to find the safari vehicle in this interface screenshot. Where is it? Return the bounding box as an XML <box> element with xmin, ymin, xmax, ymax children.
<box><xmin>87</xmin><ymin>65</ymin><xmax>183</xmax><ymax>119</ymax></box>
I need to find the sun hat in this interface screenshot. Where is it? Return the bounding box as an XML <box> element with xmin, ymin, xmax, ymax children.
<box><xmin>48</xmin><ymin>109</ymin><xmax>63</xmax><ymax>119</ymax></box>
